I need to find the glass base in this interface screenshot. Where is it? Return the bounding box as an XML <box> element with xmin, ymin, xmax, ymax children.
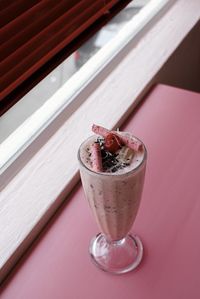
<box><xmin>89</xmin><ymin>233</ymin><xmax>143</xmax><ymax>274</ymax></box>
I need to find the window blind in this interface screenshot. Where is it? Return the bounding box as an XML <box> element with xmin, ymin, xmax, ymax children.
<box><xmin>0</xmin><ymin>0</ymin><xmax>131</xmax><ymax>114</ymax></box>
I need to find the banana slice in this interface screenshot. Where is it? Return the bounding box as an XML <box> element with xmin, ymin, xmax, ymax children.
<box><xmin>117</xmin><ymin>146</ymin><xmax>134</xmax><ymax>164</ymax></box>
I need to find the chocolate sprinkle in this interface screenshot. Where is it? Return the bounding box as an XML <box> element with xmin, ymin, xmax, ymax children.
<box><xmin>95</xmin><ymin>138</ymin><xmax>131</xmax><ymax>173</ymax></box>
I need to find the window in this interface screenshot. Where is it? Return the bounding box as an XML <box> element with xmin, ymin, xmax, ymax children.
<box><xmin>1</xmin><ymin>0</ymin><xmax>152</xmax><ymax>173</ymax></box>
<box><xmin>1</xmin><ymin>0</ymin><xmax>135</xmax><ymax>112</ymax></box>
<box><xmin>1</xmin><ymin>0</ymin><xmax>199</xmax><ymax>283</ymax></box>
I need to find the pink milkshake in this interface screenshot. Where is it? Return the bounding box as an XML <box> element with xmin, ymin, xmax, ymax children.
<box><xmin>78</xmin><ymin>125</ymin><xmax>147</xmax><ymax>273</ymax></box>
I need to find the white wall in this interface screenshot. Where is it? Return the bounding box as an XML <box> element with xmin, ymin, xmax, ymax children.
<box><xmin>156</xmin><ymin>21</ymin><xmax>200</xmax><ymax>92</ymax></box>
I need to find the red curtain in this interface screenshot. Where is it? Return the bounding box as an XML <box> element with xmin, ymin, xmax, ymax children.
<box><xmin>0</xmin><ymin>0</ymin><xmax>131</xmax><ymax>113</ymax></box>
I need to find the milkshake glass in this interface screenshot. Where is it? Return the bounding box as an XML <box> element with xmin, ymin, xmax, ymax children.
<box><xmin>78</xmin><ymin>132</ymin><xmax>147</xmax><ymax>274</ymax></box>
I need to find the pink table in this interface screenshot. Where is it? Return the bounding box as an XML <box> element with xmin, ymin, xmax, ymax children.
<box><xmin>1</xmin><ymin>84</ymin><xmax>200</xmax><ymax>298</ymax></box>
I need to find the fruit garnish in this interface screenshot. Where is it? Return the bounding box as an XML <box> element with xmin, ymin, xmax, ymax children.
<box><xmin>104</xmin><ymin>133</ymin><xmax>123</xmax><ymax>153</ymax></box>
<box><xmin>117</xmin><ymin>146</ymin><xmax>134</xmax><ymax>164</ymax></box>
<box><xmin>92</xmin><ymin>124</ymin><xmax>142</xmax><ymax>152</ymax></box>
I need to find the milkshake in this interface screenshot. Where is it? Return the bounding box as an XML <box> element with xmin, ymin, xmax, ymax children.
<box><xmin>78</xmin><ymin>124</ymin><xmax>147</xmax><ymax>273</ymax></box>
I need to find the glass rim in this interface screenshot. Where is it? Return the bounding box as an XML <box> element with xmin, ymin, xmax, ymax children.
<box><xmin>77</xmin><ymin>134</ymin><xmax>147</xmax><ymax>177</ymax></box>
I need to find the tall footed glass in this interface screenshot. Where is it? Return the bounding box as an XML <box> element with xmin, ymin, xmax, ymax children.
<box><xmin>78</xmin><ymin>134</ymin><xmax>147</xmax><ymax>274</ymax></box>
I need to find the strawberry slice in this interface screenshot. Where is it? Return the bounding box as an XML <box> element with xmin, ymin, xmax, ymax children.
<box><xmin>104</xmin><ymin>133</ymin><xmax>123</xmax><ymax>153</ymax></box>
<box><xmin>92</xmin><ymin>124</ymin><xmax>142</xmax><ymax>152</ymax></box>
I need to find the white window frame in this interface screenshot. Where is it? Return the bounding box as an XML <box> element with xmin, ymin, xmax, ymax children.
<box><xmin>0</xmin><ymin>0</ymin><xmax>199</xmax><ymax>282</ymax></box>
<box><xmin>0</xmin><ymin>0</ymin><xmax>167</xmax><ymax>174</ymax></box>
